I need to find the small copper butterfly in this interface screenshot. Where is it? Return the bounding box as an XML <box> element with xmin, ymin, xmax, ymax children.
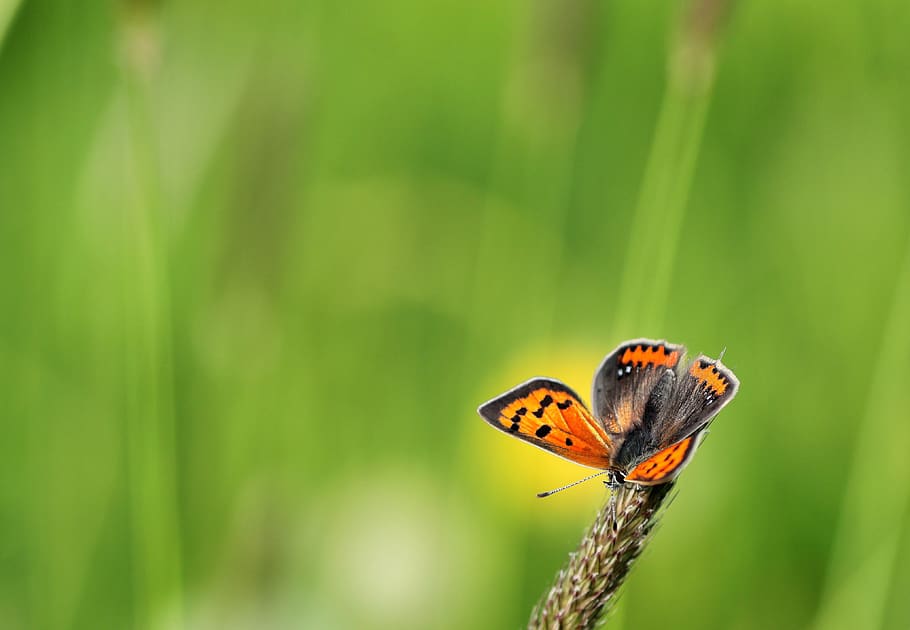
<box><xmin>478</xmin><ymin>339</ymin><xmax>739</xmax><ymax>495</ymax></box>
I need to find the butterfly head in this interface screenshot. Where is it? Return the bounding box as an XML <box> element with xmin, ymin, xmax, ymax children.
<box><xmin>604</xmin><ymin>469</ymin><xmax>626</xmax><ymax>489</ymax></box>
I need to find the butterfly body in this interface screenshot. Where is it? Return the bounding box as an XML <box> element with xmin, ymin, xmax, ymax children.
<box><xmin>478</xmin><ymin>339</ymin><xmax>739</xmax><ymax>488</ymax></box>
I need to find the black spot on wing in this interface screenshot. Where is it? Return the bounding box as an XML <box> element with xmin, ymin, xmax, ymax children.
<box><xmin>477</xmin><ymin>378</ymin><xmax>592</xmax><ymax>434</ymax></box>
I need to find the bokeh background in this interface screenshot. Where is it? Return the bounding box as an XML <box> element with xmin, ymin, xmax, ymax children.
<box><xmin>2</xmin><ymin>0</ymin><xmax>910</xmax><ymax>628</ymax></box>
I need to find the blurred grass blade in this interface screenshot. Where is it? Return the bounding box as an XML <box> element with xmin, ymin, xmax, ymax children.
<box><xmin>119</xmin><ymin>5</ymin><xmax>185</xmax><ymax>627</ymax></box>
<box><xmin>812</xmin><ymin>243</ymin><xmax>910</xmax><ymax>630</ymax></box>
<box><xmin>613</xmin><ymin>0</ymin><xmax>729</xmax><ymax>336</ymax></box>
<box><xmin>0</xmin><ymin>0</ymin><xmax>22</xmax><ymax>50</ymax></box>
<box><xmin>467</xmin><ymin>0</ymin><xmax>596</xmax><ymax>350</ymax></box>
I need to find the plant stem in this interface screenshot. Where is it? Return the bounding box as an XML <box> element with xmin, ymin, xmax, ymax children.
<box><xmin>529</xmin><ymin>483</ymin><xmax>674</xmax><ymax>629</ymax></box>
<box><xmin>0</xmin><ymin>0</ymin><xmax>22</xmax><ymax>50</ymax></box>
<box><xmin>119</xmin><ymin>5</ymin><xmax>184</xmax><ymax>627</ymax></box>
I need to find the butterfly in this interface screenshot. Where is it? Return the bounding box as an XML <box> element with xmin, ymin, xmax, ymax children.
<box><xmin>477</xmin><ymin>339</ymin><xmax>739</xmax><ymax>495</ymax></box>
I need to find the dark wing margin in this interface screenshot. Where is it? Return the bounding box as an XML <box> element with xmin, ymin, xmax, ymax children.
<box><xmin>477</xmin><ymin>378</ymin><xmax>613</xmax><ymax>469</ymax></box>
<box><xmin>591</xmin><ymin>339</ymin><xmax>685</xmax><ymax>434</ymax></box>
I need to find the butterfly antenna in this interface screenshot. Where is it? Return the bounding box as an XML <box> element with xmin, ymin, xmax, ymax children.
<box><xmin>717</xmin><ymin>346</ymin><xmax>728</xmax><ymax>363</ymax></box>
<box><xmin>537</xmin><ymin>470</ymin><xmax>609</xmax><ymax>498</ymax></box>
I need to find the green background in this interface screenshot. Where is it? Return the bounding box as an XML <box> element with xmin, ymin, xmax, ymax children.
<box><xmin>2</xmin><ymin>1</ymin><xmax>910</xmax><ymax>628</ymax></box>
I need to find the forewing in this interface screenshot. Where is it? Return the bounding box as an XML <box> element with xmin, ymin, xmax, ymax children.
<box><xmin>649</xmin><ymin>354</ymin><xmax>740</xmax><ymax>447</ymax></box>
<box><xmin>591</xmin><ymin>339</ymin><xmax>684</xmax><ymax>434</ymax></box>
<box><xmin>624</xmin><ymin>429</ymin><xmax>705</xmax><ymax>485</ymax></box>
<box><xmin>478</xmin><ymin>378</ymin><xmax>613</xmax><ymax>469</ymax></box>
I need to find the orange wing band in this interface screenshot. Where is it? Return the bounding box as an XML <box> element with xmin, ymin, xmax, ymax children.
<box><xmin>619</xmin><ymin>344</ymin><xmax>680</xmax><ymax>369</ymax></box>
<box><xmin>689</xmin><ymin>359</ymin><xmax>730</xmax><ymax>396</ymax></box>
<box><xmin>625</xmin><ymin>435</ymin><xmax>697</xmax><ymax>485</ymax></box>
<box><xmin>494</xmin><ymin>387</ymin><xmax>612</xmax><ymax>468</ymax></box>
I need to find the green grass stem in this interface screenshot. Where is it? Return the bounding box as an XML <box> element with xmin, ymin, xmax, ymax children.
<box><xmin>0</xmin><ymin>0</ymin><xmax>21</xmax><ymax>50</ymax></box>
<box><xmin>613</xmin><ymin>1</ymin><xmax>726</xmax><ymax>337</ymax></box>
<box><xmin>119</xmin><ymin>6</ymin><xmax>184</xmax><ymax>628</ymax></box>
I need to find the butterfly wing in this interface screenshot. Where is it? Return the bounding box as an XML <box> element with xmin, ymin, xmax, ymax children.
<box><xmin>624</xmin><ymin>428</ymin><xmax>706</xmax><ymax>485</ymax></box>
<box><xmin>477</xmin><ymin>378</ymin><xmax>613</xmax><ymax>469</ymax></box>
<box><xmin>591</xmin><ymin>339</ymin><xmax>684</xmax><ymax>434</ymax></box>
<box><xmin>645</xmin><ymin>354</ymin><xmax>740</xmax><ymax>449</ymax></box>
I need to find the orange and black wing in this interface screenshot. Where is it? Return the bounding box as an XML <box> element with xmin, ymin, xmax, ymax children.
<box><xmin>591</xmin><ymin>339</ymin><xmax>684</xmax><ymax>435</ymax></box>
<box><xmin>477</xmin><ymin>378</ymin><xmax>613</xmax><ymax>469</ymax></box>
<box><xmin>624</xmin><ymin>429</ymin><xmax>705</xmax><ymax>485</ymax></box>
<box><xmin>648</xmin><ymin>354</ymin><xmax>740</xmax><ymax>448</ymax></box>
